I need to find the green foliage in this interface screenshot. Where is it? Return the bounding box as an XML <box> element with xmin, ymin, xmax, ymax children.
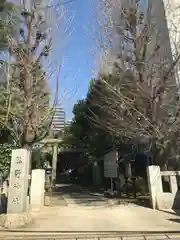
<box><xmin>67</xmin><ymin>78</ymin><xmax>145</xmax><ymax>170</ymax></box>
<box><xmin>68</xmin><ymin>97</ymin><xmax>115</xmax><ymax>160</ymax></box>
<box><xmin>0</xmin><ymin>143</ymin><xmax>14</xmax><ymax>179</ymax></box>
<box><xmin>0</xmin><ymin>124</ymin><xmax>15</xmax><ymax>177</ymax></box>
<box><xmin>88</xmin><ymin>79</ymin><xmax>95</xmax><ymax>93</ymax></box>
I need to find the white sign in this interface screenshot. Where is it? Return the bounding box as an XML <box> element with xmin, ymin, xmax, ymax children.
<box><xmin>104</xmin><ymin>150</ymin><xmax>118</xmax><ymax>178</ymax></box>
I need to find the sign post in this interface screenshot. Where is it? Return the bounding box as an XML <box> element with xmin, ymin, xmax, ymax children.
<box><xmin>104</xmin><ymin>150</ymin><xmax>118</xmax><ymax>193</ymax></box>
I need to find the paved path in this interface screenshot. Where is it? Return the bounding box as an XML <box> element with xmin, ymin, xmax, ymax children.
<box><xmin>49</xmin><ymin>184</ymin><xmax>110</xmax><ymax>207</ymax></box>
<box><xmin>1</xmin><ymin>231</ymin><xmax>180</xmax><ymax>239</ymax></box>
<box><xmin>24</xmin><ymin>205</ymin><xmax>180</xmax><ymax>231</ymax></box>
<box><xmin>21</xmin><ymin>184</ymin><xmax>180</xmax><ymax>232</ymax></box>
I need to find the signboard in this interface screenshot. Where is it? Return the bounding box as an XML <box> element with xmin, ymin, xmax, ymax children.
<box><xmin>104</xmin><ymin>150</ymin><xmax>118</xmax><ymax>178</ymax></box>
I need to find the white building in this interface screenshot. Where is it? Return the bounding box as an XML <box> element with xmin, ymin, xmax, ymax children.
<box><xmin>51</xmin><ymin>106</ymin><xmax>66</xmax><ymax>132</ymax></box>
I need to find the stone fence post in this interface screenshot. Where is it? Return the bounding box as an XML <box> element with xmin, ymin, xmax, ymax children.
<box><xmin>30</xmin><ymin>169</ymin><xmax>45</xmax><ymax>211</ymax></box>
<box><xmin>147</xmin><ymin>165</ymin><xmax>163</xmax><ymax>209</ymax></box>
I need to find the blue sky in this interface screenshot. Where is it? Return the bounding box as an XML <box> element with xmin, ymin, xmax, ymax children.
<box><xmin>51</xmin><ymin>0</ymin><xmax>98</xmax><ymax>120</ymax></box>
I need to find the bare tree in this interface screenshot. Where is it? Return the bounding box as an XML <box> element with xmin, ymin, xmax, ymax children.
<box><xmin>0</xmin><ymin>0</ymin><xmax>73</xmax><ymax>148</ymax></box>
<box><xmin>89</xmin><ymin>0</ymin><xmax>180</xmax><ymax>168</ymax></box>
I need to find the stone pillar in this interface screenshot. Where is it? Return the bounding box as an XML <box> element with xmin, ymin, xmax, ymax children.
<box><xmin>52</xmin><ymin>144</ymin><xmax>58</xmax><ymax>184</ymax></box>
<box><xmin>7</xmin><ymin>149</ymin><xmax>30</xmax><ymax>214</ymax></box>
<box><xmin>169</xmin><ymin>175</ymin><xmax>178</xmax><ymax>195</ymax></box>
<box><xmin>147</xmin><ymin>165</ymin><xmax>163</xmax><ymax>209</ymax></box>
<box><xmin>30</xmin><ymin>169</ymin><xmax>45</xmax><ymax>211</ymax></box>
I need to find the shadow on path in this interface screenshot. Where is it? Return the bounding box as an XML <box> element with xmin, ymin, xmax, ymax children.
<box><xmin>49</xmin><ymin>183</ymin><xmax>151</xmax><ymax>209</ymax></box>
<box><xmin>160</xmin><ymin>209</ymin><xmax>180</xmax><ymax>225</ymax></box>
<box><xmin>52</xmin><ymin>184</ymin><xmax>108</xmax><ymax>207</ymax></box>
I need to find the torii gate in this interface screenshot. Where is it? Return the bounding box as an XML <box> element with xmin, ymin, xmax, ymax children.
<box><xmin>40</xmin><ymin>138</ymin><xmax>85</xmax><ymax>184</ymax></box>
<box><xmin>41</xmin><ymin>138</ymin><xmax>62</xmax><ymax>184</ymax></box>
